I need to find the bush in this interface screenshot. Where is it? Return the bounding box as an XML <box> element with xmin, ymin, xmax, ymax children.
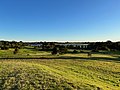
<box><xmin>59</xmin><ymin>47</ymin><xmax>68</xmax><ymax>54</ymax></box>
<box><xmin>72</xmin><ymin>50</ymin><xmax>78</xmax><ymax>54</ymax></box>
<box><xmin>51</xmin><ymin>47</ymin><xmax>58</xmax><ymax>55</ymax></box>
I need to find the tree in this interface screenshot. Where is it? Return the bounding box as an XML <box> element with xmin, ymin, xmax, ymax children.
<box><xmin>59</xmin><ymin>46</ymin><xmax>68</xmax><ymax>54</ymax></box>
<box><xmin>88</xmin><ymin>52</ymin><xmax>92</xmax><ymax>57</ymax></box>
<box><xmin>13</xmin><ymin>48</ymin><xmax>19</xmax><ymax>54</ymax></box>
<box><xmin>0</xmin><ymin>41</ymin><xmax>9</xmax><ymax>50</ymax></box>
<box><xmin>51</xmin><ymin>47</ymin><xmax>58</xmax><ymax>55</ymax></box>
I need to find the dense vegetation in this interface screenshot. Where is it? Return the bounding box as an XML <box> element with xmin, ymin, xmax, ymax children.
<box><xmin>1</xmin><ymin>40</ymin><xmax>120</xmax><ymax>52</ymax></box>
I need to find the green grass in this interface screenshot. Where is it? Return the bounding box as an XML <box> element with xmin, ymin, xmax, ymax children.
<box><xmin>0</xmin><ymin>49</ymin><xmax>51</xmax><ymax>58</ymax></box>
<box><xmin>0</xmin><ymin>59</ymin><xmax>120</xmax><ymax>90</ymax></box>
<box><xmin>0</xmin><ymin>49</ymin><xmax>120</xmax><ymax>60</ymax></box>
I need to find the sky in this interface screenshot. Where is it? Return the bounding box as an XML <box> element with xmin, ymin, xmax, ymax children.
<box><xmin>0</xmin><ymin>0</ymin><xmax>120</xmax><ymax>42</ymax></box>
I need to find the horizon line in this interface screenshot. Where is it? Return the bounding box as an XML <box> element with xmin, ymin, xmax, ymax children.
<box><xmin>0</xmin><ymin>39</ymin><xmax>120</xmax><ymax>42</ymax></box>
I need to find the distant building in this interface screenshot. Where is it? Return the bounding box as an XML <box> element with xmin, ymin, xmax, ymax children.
<box><xmin>29</xmin><ymin>43</ymin><xmax>42</xmax><ymax>47</ymax></box>
<box><xmin>29</xmin><ymin>42</ymin><xmax>89</xmax><ymax>49</ymax></box>
<box><xmin>58</xmin><ymin>43</ymin><xmax>89</xmax><ymax>49</ymax></box>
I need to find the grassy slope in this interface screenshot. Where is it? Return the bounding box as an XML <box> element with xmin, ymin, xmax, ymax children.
<box><xmin>0</xmin><ymin>59</ymin><xmax>120</xmax><ymax>90</ymax></box>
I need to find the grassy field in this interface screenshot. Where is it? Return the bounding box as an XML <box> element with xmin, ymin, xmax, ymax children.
<box><xmin>0</xmin><ymin>49</ymin><xmax>50</xmax><ymax>58</ymax></box>
<box><xmin>0</xmin><ymin>59</ymin><xmax>120</xmax><ymax>90</ymax></box>
<box><xmin>0</xmin><ymin>48</ymin><xmax>120</xmax><ymax>60</ymax></box>
<box><xmin>0</xmin><ymin>48</ymin><xmax>120</xmax><ymax>89</ymax></box>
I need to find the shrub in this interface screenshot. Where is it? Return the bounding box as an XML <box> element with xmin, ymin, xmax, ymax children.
<box><xmin>51</xmin><ymin>47</ymin><xmax>58</xmax><ymax>55</ymax></box>
<box><xmin>72</xmin><ymin>50</ymin><xmax>78</xmax><ymax>54</ymax></box>
<box><xmin>59</xmin><ymin>47</ymin><xmax>68</xmax><ymax>54</ymax></box>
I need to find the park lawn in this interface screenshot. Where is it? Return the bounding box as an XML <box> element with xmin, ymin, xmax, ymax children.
<box><xmin>0</xmin><ymin>49</ymin><xmax>119</xmax><ymax>60</ymax></box>
<box><xmin>0</xmin><ymin>49</ymin><xmax>51</xmax><ymax>58</ymax></box>
<box><xmin>0</xmin><ymin>59</ymin><xmax>120</xmax><ymax>90</ymax></box>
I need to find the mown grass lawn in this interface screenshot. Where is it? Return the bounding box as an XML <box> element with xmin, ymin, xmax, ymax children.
<box><xmin>0</xmin><ymin>59</ymin><xmax>120</xmax><ymax>90</ymax></box>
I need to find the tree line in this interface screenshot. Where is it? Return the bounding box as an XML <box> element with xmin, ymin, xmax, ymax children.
<box><xmin>0</xmin><ymin>40</ymin><xmax>120</xmax><ymax>55</ymax></box>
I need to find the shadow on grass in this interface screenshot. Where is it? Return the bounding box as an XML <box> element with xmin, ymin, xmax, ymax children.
<box><xmin>0</xmin><ymin>55</ymin><xmax>120</xmax><ymax>63</ymax></box>
<box><xmin>58</xmin><ymin>56</ymin><xmax>120</xmax><ymax>62</ymax></box>
<box><xmin>90</xmin><ymin>57</ymin><xmax>120</xmax><ymax>62</ymax></box>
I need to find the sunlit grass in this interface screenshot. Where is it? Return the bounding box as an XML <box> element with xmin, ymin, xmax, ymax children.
<box><xmin>0</xmin><ymin>49</ymin><xmax>119</xmax><ymax>60</ymax></box>
<box><xmin>0</xmin><ymin>59</ymin><xmax>120</xmax><ymax>90</ymax></box>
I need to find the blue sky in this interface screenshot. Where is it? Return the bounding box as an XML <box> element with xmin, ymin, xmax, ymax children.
<box><xmin>0</xmin><ymin>0</ymin><xmax>120</xmax><ymax>42</ymax></box>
